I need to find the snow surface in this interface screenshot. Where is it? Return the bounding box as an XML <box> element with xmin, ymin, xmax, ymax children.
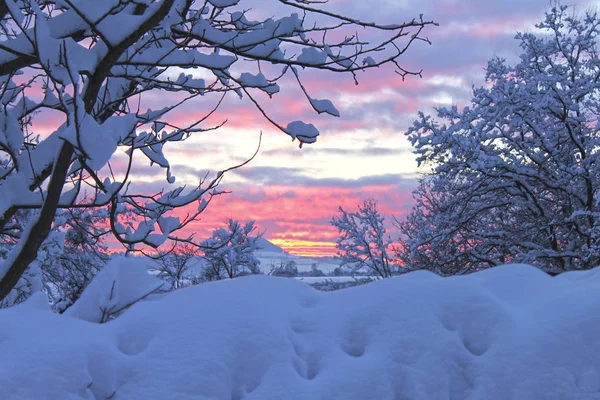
<box><xmin>284</xmin><ymin>121</ymin><xmax>319</xmax><ymax>145</ymax></box>
<box><xmin>255</xmin><ymin>237</ymin><xmax>285</xmax><ymax>254</ymax></box>
<box><xmin>295</xmin><ymin>276</ymin><xmax>374</xmax><ymax>284</ymax></box>
<box><xmin>309</xmin><ymin>97</ymin><xmax>340</xmax><ymax>117</ymax></box>
<box><xmin>2</xmin><ymin>264</ymin><xmax>600</xmax><ymax>399</ymax></box>
<box><xmin>65</xmin><ymin>256</ymin><xmax>165</xmax><ymax>323</ymax></box>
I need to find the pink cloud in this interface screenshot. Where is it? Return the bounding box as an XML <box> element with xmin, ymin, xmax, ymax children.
<box><xmin>140</xmin><ymin>182</ymin><xmax>417</xmax><ymax>257</ymax></box>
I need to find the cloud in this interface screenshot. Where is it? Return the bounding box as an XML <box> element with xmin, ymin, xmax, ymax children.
<box><xmin>117</xmin><ymin>173</ymin><xmax>418</xmax><ymax>257</ymax></box>
<box><xmin>262</xmin><ymin>146</ymin><xmax>412</xmax><ymax>157</ymax></box>
<box><xmin>101</xmin><ymin>0</ymin><xmax>599</xmax><ymax>257</ymax></box>
<box><xmin>230</xmin><ymin>166</ymin><xmax>416</xmax><ymax>188</ymax></box>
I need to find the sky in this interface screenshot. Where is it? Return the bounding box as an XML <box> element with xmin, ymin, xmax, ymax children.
<box><xmin>160</xmin><ymin>0</ymin><xmax>600</xmax><ymax>257</ymax></box>
<box><xmin>34</xmin><ymin>0</ymin><xmax>600</xmax><ymax>257</ymax></box>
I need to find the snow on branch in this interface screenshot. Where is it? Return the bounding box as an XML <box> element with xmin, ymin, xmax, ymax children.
<box><xmin>0</xmin><ymin>0</ymin><xmax>435</xmax><ymax>301</ymax></box>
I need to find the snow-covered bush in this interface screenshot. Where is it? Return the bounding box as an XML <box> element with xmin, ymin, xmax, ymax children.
<box><xmin>41</xmin><ymin>208</ymin><xmax>110</xmax><ymax>312</ymax></box>
<box><xmin>330</xmin><ymin>266</ymin><xmax>347</xmax><ymax>277</ymax></box>
<box><xmin>331</xmin><ymin>198</ymin><xmax>395</xmax><ymax>278</ymax></box>
<box><xmin>3</xmin><ymin>264</ymin><xmax>600</xmax><ymax>399</ymax></box>
<box><xmin>310</xmin><ymin>277</ymin><xmax>375</xmax><ymax>292</ymax></box>
<box><xmin>0</xmin><ymin>0</ymin><xmax>435</xmax><ymax>302</ymax></box>
<box><xmin>150</xmin><ymin>244</ymin><xmax>200</xmax><ymax>290</ymax></box>
<box><xmin>269</xmin><ymin>260</ymin><xmax>299</xmax><ymax>278</ymax></box>
<box><xmin>310</xmin><ymin>263</ymin><xmax>325</xmax><ymax>277</ymax></box>
<box><xmin>40</xmin><ymin>247</ymin><xmax>107</xmax><ymax>313</ymax></box>
<box><xmin>65</xmin><ymin>256</ymin><xmax>165</xmax><ymax>323</ymax></box>
<box><xmin>201</xmin><ymin>220</ymin><xmax>261</xmax><ymax>280</ymax></box>
<box><xmin>397</xmin><ymin>6</ymin><xmax>600</xmax><ymax>276</ymax></box>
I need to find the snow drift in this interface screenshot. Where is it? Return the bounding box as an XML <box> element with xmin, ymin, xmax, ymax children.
<box><xmin>2</xmin><ymin>264</ymin><xmax>600</xmax><ymax>399</ymax></box>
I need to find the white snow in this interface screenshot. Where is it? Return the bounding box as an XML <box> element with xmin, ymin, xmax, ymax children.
<box><xmin>208</xmin><ymin>0</ymin><xmax>240</xmax><ymax>7</ymax></box>
<box><xmin>309</xmin><ymin>97</ymin><xmax>340</xmax><ymax>117</ymax></box>
<box><xmin>284</xmin><ymin>121</ymin><xmax>319</xmax><ymax>144</ymax></box>
<box><xmin>2</xmin><ymin>264</ymin><xmax>600</xmax><ymax>399</ymax></box>
<box><xmin>297</xmin><ymin>47</ymin><xmax>328</xmax><ymax>65</ymax></box>
<box><xmin>363</xmin><ymin>56</ymin><xmax>376</xmax><ymax>66</ymax></box>
<box><xmin>255</xmin><ymin>237</ymin><xmax>285</xmax><ymax>254</ymax></box>
<box><xmin>238</xmin><ymin>72</ymin><xmax>280</xmax><ymax>95</ymax></box>
<box><xmin>65</xmin><ymin>256</ymin><xmax>165</xmax><ymax>323</ymax></box>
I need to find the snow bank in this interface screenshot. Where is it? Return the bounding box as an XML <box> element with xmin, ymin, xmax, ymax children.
<box><xmin>2</xmin><ymin>264</ymin><xmax>600</xmax><ymax>399</ymax></box>
<box><xmin>65</xmin><ymin>256</ymin><xmax>165</xmax><ymax>323</ymax></box>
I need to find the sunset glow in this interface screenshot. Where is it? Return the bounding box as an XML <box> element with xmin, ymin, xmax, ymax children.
<box><xmin>30</xmin><ymin>0</ymin><xmax>599</xmax><ymax>258</ymax></box>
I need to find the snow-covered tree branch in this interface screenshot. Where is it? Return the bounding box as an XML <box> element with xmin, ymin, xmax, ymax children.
<box><xmin>150</xmin><ymin>244</ymin><xmax>200</xmax><ymax>290</ymax></box>
<box><xmin>201</xmin><ymin>219</ymin><xmax>260</xmax><ymax>280</ymax></box>
<box><xmin>0</xmin><ymin>0</ymin><xmax>435</xmax><ymax>301</ymax></box>
<box><xmin>397</xmin><ymin>5</ymin><xmax>600</xmax><ymax>275</ymax></box>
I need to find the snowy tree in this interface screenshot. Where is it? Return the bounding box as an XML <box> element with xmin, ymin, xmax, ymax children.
<box><xmin>331</xmin><ymin>266</ymin><xmax>346</xmax><ymax>277</ymax></box>
<box><xmin>0</xmin><ymin>0</ymin><xmax>435</xmax><ymax>301</ymax></box>
<box><xmin>310</xmin><ymin>277</ymin><xmax>374</xmax><ymax>291</ymax></box>
<box><xmin>0</xmin><ymin>206</ymin><xmax>109</xmax><ymax>309</ymax></box>
<box><xmin>310</xmin><ymin>263</ymin><xmax>325</xmax><ymax>277</ymax></box>
<box><xmin>201</xmin><ymin>219</ymin><xmax>260</xmax><ymax>280</ymax></box>
<box><xmin>40</xmin><ymin>207</ymin><xmax>110</xmax><ymax>312</ymax></box>
<box><xmin>331</xmin><ymin>198</ymin><xmax>395</xmax><ymax>278</ymax></box>
<box><xmin>150</xmin><ymin>244</ymin><xmax>200</xmax><ymax>290</ymax></box>
<box><xmin>397</xmin><ymin>5</ymin><xmax>600</xmax><ymax>275</ymax></box>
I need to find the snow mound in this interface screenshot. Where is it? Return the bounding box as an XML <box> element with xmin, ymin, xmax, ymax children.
<box><xmin>2</xmin><ymin>264</ymin><xmax>600</xmax><ymax>399</ymax></box>
<box><xmin>65</xmin><ymin>256</ymin><xmax>165</xmax><ymax>323</ymax></box>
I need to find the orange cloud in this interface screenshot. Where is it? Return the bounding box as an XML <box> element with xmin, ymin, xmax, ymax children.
<box><xmin>150</xmin><ymin>182</ymin><xmax>416</xmax><ymax>257</ymax></box>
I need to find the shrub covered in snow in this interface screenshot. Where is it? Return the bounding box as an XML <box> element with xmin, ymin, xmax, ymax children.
<box><xmin>201</xmin><ymin>220</ymin><xmax>261</xmax><ymax>280</ymax></box>
<box><xmin>1</xmin><ymin>208</ymin><xmax>109</xmax><ymax>310</ymax></box>
<box><xmin>331</xmin><ymin>198</ymin><xmax>396</xmax><ymax>278</ymax></box>
<box><xmin>268</xmin><ymin>260</ymin><xmax>299</xmax><ymax>277</ymax></box>
<box><xmin>150</xmin><ymin>244</ymin><xmax>201</xmax><ymax>290</ymax></box>
<box><xmin>309</xmin><ymin>263</ymin><xmax>326</xmax><ymax>277</ymax></box>
<box><xmin>310</xmin><ymin>277</ymin><xmax>375</xmax><ymax>291</ymax></box>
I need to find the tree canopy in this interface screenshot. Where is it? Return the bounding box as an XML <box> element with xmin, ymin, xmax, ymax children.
<box><xmin>397</xmin><ymin>6</ymin><xmax>600</xmax><ymax>275</ymax></box>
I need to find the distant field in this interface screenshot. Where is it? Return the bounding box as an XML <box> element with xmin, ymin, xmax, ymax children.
<box><xmin>145</xmin><ymin>250</ymin><xmax>350</xmax><ymax>284</ymax></box>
